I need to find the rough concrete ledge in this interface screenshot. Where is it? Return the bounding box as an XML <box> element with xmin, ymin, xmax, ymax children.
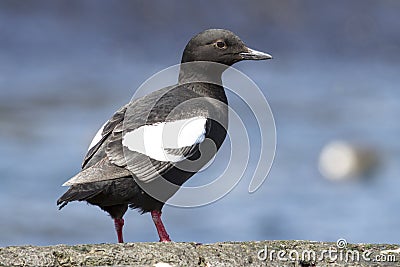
<box><xmin>0</xmin><ymin>241</ymin><xmax>399</xmax><ymax>267</ymax></box>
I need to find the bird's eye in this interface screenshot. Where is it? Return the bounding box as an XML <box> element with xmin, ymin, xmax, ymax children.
<box><xmin>215</xmin><ymin>41</ymin><xmax>227</xmax><ymax>49</ymax></box>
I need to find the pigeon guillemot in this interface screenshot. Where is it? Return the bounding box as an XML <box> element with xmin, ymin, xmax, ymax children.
<box><xmin>57</xmin><ymin>29</ymin><xmax>272</xmax><ymax>243</ymax></box>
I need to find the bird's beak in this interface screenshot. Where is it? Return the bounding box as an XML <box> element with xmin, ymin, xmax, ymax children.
<box><xmin>240</xmin><ymin>47</ymin><xmax>272</xmax><ymax>60</ymax></box>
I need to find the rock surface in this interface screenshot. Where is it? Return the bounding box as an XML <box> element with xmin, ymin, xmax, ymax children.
<box><xmin>0</xmin><ymin>241</ymin><xmax>399</xmax><ymax>266</ymax></box>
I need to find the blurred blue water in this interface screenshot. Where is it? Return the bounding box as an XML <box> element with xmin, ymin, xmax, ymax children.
<box><xmin>0</xmin><ymin>1</ymin><xmax>399</xmax><ymax>246</ymax></box>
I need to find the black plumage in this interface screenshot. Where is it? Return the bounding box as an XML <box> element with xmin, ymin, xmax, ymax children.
<box><xmin>57</xmin><ymin>29</ymin><xmax>272</xmax><ymax>242</ymax></box>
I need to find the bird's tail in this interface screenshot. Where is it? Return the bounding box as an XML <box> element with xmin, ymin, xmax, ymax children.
<box><xmin>57</xmin><ymin>185</ymin><xmax>103</xmax><ymax>210</ymax></box>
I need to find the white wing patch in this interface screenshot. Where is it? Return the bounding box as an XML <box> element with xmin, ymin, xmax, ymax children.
<box><xmin>122</xmin><ymin>116</ymin><xmax>207</xmax><ymax>162</ymax></box>
<box><xmin>87</xmin><ymin>121</ymin><xmax>107</xmax><ymax>151</ymax></box>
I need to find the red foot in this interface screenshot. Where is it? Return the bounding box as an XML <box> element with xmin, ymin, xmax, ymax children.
<box><xmin>151</xmin><ymin>210</ymin><xmax>171</xmax><ymax>242</ymax></box>
<box><xmin>114</xmin><ymin>218</ymin><xmax>124</xmax><ymax>243</ymax></box>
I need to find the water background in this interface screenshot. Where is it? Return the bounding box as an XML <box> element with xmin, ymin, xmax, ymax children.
<box><xmin>1</xmin><ymin>1</ymin><xmax>399</xmax><ymax>246</ymax></box>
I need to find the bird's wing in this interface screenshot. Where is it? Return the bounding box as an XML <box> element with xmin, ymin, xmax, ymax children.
<box><xmin>66</xmin><ymin>85</ymin><xmax>218</xmax><ymax>186</ymax></box>
<box><xmin>106</xmin><ymin>87</ymin><xmax>212</xmax><ymax>183</ymax></box>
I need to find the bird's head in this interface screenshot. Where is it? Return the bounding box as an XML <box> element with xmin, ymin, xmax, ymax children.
<box><xmin>181</xmin><ymin>29</ymin><xmax>272</xmax><ymax>65</ymax></box>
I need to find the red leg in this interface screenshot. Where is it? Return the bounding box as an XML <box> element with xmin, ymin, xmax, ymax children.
<box><xmin>151</xmin><ymin>210</ymin><xmax>171</xmax><ymax>242</ymax></box>
<box><xmin>114</xmin><ymin>218</ymin><xmax>124</xmax><ymax>243</ymax></box>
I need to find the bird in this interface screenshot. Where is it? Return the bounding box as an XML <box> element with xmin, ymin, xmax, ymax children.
<box><xmin>57</xmin><ymin>29</ymin><xmax>272</xmax><ymax>243</ymax></box>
